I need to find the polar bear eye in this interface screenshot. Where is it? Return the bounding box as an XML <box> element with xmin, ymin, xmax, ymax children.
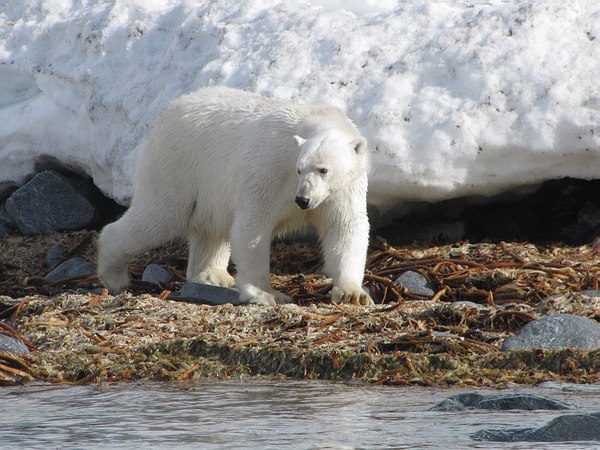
<box><xmin>318</xmin><ymin>168</ymin><xmax>328</xmax><ymax>174</ymax></box>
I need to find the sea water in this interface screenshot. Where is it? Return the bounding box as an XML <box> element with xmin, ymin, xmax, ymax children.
<box><xmin>1</xmin><ymin>381</ymin><xmax>598</xmax><ymax>449</ymax></box>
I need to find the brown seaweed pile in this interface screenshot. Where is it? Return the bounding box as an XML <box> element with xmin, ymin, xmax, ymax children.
<box><xmin>0</xmin><ymin>231</ymin><xmax>598</xmax><ymax>386</ymax></box>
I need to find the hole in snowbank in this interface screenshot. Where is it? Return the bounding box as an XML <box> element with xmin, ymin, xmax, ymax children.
<box><xmin>374</xmin><ymin>178</ymin><xmax>600</xmax><ymax>246</ymax></box>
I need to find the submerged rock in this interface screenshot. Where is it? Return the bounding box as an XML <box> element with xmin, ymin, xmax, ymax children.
<box><xmin>4</xmin><ymin>170</ymin><xmax>97</xmax><ymax>234</ymax></box>
<box><xmin>431</xmin><ymin>392</ymin><xmax>572</xmax><ymax>411</ymax></box>
<box><xmin>179</xmin><ymin>282</ymin><xmax>241</xmax><ymax>305</ymax></box>
<box><xmin>472</xmin><ymin>412</ymin><xmax>600</xmax><ymax>442</ymax></box>
<box><xmin>0</xmin><ymin>334</ymin><xmax>29</xmax><ymax>354</ymax></box>
<box><xmin>501</xmin><ymin>314</ymin><xmax>600</xmax><ymax>350</ymax></box>
<box><xmin>45</xmin><ymin>257</ymin><xmax>94</xmax><ymax>283</ymax></box>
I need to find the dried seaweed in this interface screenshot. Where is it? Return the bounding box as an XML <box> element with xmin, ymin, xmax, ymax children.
<box><xmin>0</xmin><ymin>232</ymin><xmax>598</xmax><ymax>386</ymax></box>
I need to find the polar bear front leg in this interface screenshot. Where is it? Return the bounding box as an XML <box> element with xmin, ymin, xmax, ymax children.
<box><xmin>230</xmin><ymin>211</ymin><xmax>293</xmax><ymax>306</ymax></box>
<box><xmin>319</xmin><ymin>204</ymin><xmax>373</xmax><ymax>306</ymax></box>
<box><xmin>186</xmin><ymin>235</ymin><xmax>235</xmax><ymax>287</ymax></box>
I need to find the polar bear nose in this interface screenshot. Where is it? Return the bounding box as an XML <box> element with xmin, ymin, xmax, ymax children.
<box><xmin>295</xmin><ymin>196</ymin><xmax>310</xmax><ymax>209</ymax></box>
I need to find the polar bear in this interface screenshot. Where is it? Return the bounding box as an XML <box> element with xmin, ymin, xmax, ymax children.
<box><xmin>97</xmin><ymin>87</ymin><xmax>372</xmax><ymax>306</ymax></box>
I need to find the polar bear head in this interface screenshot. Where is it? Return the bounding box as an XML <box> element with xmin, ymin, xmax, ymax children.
<box><xmin>293</xmin><ymin>130</ymin><xmax>368</xmax><ymax>210</ymax></box>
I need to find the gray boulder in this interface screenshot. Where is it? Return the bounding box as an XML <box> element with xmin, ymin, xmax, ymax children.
<box><xmin>179</xmin><ymin>282</ymin><xmax>241</xmax><ymax>305</ymax></box>
<box><xmin>5</xmin><ymin>170</ymin><xmax>97</xmax><ymax>234</ymax></box>
<box><xmin>431</xmin><ymin>392</ymin><xmax>572</xmax><ymax>411</ymax></box>
<box><xmin>142</xmin><ymin>264</ymin><xmax>170</xmax><ymax>285</ymax></box>
<box><xmin>472</xmin><ymin>412</ymin><xmax>600</xmax><ymax>442</ymax></box>
<box><xmin>395</xmin><ymin>270</ymin><xmax>435</xmax><ymax>296</ymax></box>
<box><xmin>502</xmin><ymin>314</ymin><xmax>600</xmax><ymax>350</ymax></box>
<box><xmin>0</xmin><ymin>334</ymin><xmax>29</xmax><ymax>354</ymax></box>
<box><xmin>45</xmin><ymin>257</ymin><xmax>94</xmax><ymax>283</ymax></box>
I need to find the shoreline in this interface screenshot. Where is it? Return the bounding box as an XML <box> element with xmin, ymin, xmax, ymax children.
<box><xmin>0</xmin><ymin>232</ymin><xmax>598</xmax><ymax>387</ymax></box>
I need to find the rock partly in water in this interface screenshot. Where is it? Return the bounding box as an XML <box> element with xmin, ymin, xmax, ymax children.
<box><xmin>45</xmin><ymin>243</ymin><xmax>68</xmax><ymax>267</ymax></box>
<box><xmin>141</xmin><ymin>264</ymin><xmax>170</xmax><ymax>285</ymax></box>
<box><xmin>501</xmin><ymin>314</ymin><xmax>600</xmax><ymax>350</ymax></box>
<box><xmin>431</xmin><ymin>392</ymin><xmax>572</xmax><ymax>412</ymax></box>
<box><xmin>179</xmin><ymin>282</ymin><xmax>241</xmax><ymax>305</ymax></box>
<box><xmin>472</xmin><ymin>412</ymin><xmax>600</xmax><ymax>442</ymax></box>
<box><xmin>0</xmin><ymin>334</ymin><xmax>29</xmax><ymax>354</ymax></box>
<box><xmin>395</xmin><ymin>270</ymin><xmax>435</xmax><ymax>296</ymax></box>
<box><xmin>45</xmin><ymin>257</ymin><xmax>94</xmax><ymax>283</ymax></box>
<box><xmin>4</xmin><ymin>170</ymin><xmax>97</xmax><ymax>234</ymax></box>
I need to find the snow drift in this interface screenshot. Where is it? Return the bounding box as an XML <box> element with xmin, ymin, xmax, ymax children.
<box><xmin>1</xmin><ymin>0</ymin><xmax>599</xmax><ymax>218</ymax></box>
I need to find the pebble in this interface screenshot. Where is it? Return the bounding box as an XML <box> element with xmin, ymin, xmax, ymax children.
<box><xmin>0</xmin><ymin>334</ymin><xmax>29</xmax><ymax>354</ymax></box>
<box><xmin>431</xmin><ymin>392</ymin><xmax>572</xmax><ymax>412</ymax></box>
<box><xmin>472</xmin><ymin>412</ymin><xmax>600</xmax><ymax>442</ymax></box>
<box><xmin>141</xmin><ymin>264</ymin><xmax>170</xmax><ymax>285</ymax></box>
<box><xmin>501</xmin><ymin>313</ymin><xmax>600</xmax><ymax>350</ymax></box>
<box><xmin>179</xmin><ymin>282</ymin><xmax>241</xmax><ymax>305</ymax></box>
<box><xmin>4</xmin><ymin>170</ymin><xmax>97</xmax><ymax>234</ymax></box>
<box><xmin>395</xmin><ymin>270</ymin><xmax>435</xmax><ymax>296</ymax></box>
<box><xmin>45</xmin><ymin>243</ymin><xmax>68</xmax><ymax>267</ymax></box>
<box><xmin>45</xmin><ymin>257</ymin><xmax>94</xmax><ymax>283</ymax></box>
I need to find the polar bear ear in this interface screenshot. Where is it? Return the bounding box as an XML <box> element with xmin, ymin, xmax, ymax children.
<box><xmin>352</xmin><ymin>137</ymin><xmax>367</xmax><ymax>155</ymax></box>
<box><xmin>293</xmin><ymin>135</ymin><xmax>307</xmax><ymax>147</ymax></box>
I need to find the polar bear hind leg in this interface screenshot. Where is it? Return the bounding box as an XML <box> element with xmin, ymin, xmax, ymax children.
<box><xmin>97</xmin><ymin>203</ymin><xmax>181</xmax><ymax>292</ymax></box>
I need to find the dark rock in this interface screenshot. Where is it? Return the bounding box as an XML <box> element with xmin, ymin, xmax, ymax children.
<box><xmin>577</xmin><ymin>202</ymin><xmax>600</xmax><ymax>229</ymax></box>
<box><xmin>45</xmin><ymin>257</ymin><xmax>94</xmax><ymax>283</ymax></box>
<box><xmin>45</xmin><ymin>243</ymin><xmax>67</xmax><ymax>267</ymax></box>
<box><xmin>501</xmin><ymin>314</ymin><xmax>600</xmax><ymax>350</ymax></box>
<box><xmin>141</xmin><ymin>264</ymin><xmax>170</xmax><ymax>285</ymax></box>
<box><xmin>180</xmin><ymin>282</ymin><xmax>241</xmax><ymax>305</ymax></box>
<box><xmin>431</xmin><ymin>392</ymin><xmax>572</xmax><ymax>412</ymax></box>
<box><xmin>0</xmin><ymin>224</ymin><xmax>10</xmax><ymax>239</ymax></box>
<box><xmin>379</xmin><ymin>219</ymin><xmax>466</xmax><ymax>245</ymax></box>
<box><xmin>0</xmin><ymin>334</ymin><xmax>29</xmax><ymax>354</ymax></box>
<box><xmin>395</xmin><ymin>270</ymin><xmax>435</xmax><ymax>296</ymax></box>
<box><xmin>0</xmin><ymin>203</ymin><xmax>17</xmax><ymax>228</ymax></box>
<box><xmin>4</xmin><ymin>170</ymin><xmax>97</xmax><ymax>234</ymax></box>
<box><xmin>472</xmin><ymin>412</ymin><xmax>600</xmax><ymax>442</ymax></box>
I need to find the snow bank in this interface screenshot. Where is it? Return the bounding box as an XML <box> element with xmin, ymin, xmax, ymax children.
<box><xmin>1</xmin><ymin>0</ymin><xmax>599</xmax><ymax>217</ymax></box>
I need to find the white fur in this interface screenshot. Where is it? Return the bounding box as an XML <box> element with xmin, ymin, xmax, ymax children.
<box><xmin>97</xmin><ymin>87</ymin><xmax>372</xmax><ymax>305</ymax></box>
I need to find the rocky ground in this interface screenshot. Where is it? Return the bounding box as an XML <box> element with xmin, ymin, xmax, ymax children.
<box><xmin>0</xmin><ymin>228</ymin><xmax>598</xmax><ymax>387</ymax></box>
<box><xmin>0</xmin><ymin>170</ymin><xmax>598</xmax><ymax>388</ymax></box>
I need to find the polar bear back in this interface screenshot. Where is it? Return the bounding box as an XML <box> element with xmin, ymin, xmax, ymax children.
<box><xmin>132</xmin><ymin>87</ymin><xmax>363</xmax><ymax>234</ymax></box>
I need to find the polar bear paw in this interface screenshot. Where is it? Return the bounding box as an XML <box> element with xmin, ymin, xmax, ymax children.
<box><xmin>239</xmin><ymin>285</ymin><xmax>294</xmax><ymax>305</ymax></box>
<box><xmin>331</xmin><ymin>286</ymin><xmax>374</xmax><ymax>306</ymax></box>
<box><xmin>97</xmin><ymin>265</ymin><xmax>130</xmax><ymax>293</ymax></box>
<box><xmin>192</xmin><ymin>269</ymin><xmax>235</xmax><ymax>288</ymax></box>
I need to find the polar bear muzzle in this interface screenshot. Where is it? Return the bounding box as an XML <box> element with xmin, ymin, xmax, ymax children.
<box><xmin>295</xmin><ymin>196</ymin><xmax>311</xmax><ymax>210</ymax></box>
